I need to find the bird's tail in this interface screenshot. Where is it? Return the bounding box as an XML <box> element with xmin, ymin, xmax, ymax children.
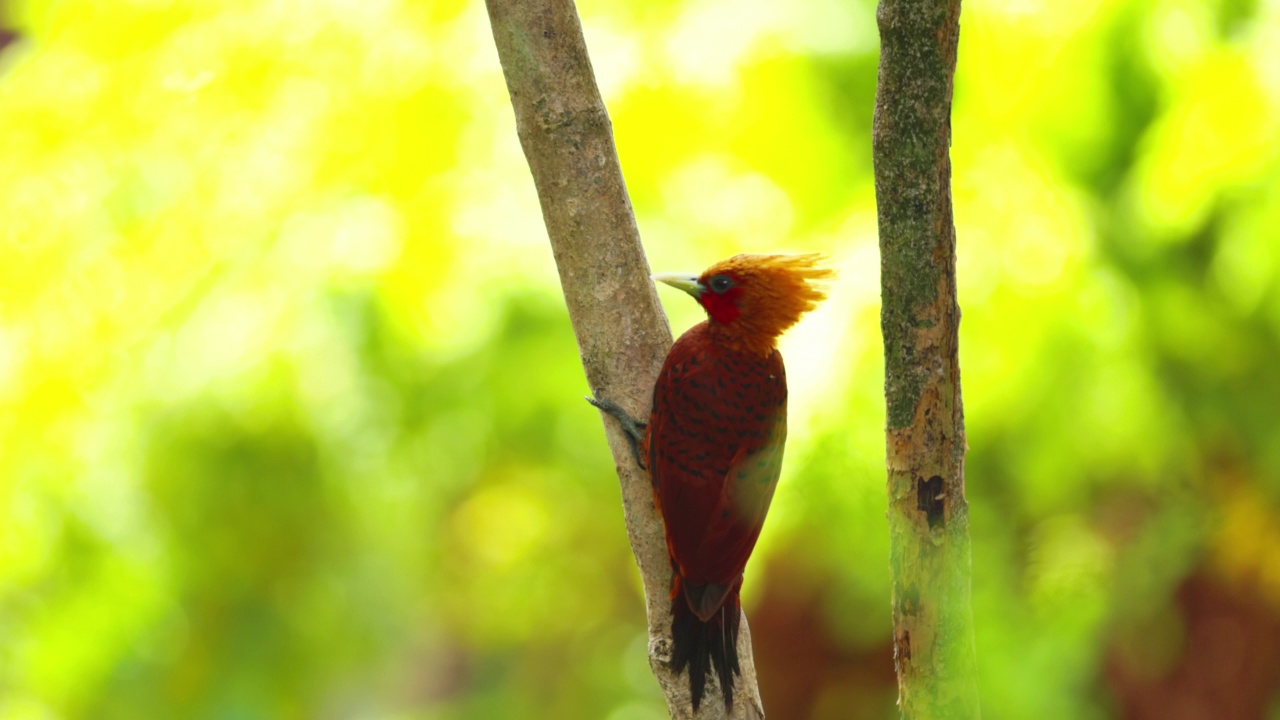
<box><xmin>670</xmin><ymin>580</ymin><xmax>742</xmax><ymax>711</ymax></box>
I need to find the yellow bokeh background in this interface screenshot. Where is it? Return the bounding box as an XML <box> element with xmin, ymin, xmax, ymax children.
<box><xmin>2</xmin><ymin>0</ymin><xmax>1279</xmax><ymax>717</ymax></box>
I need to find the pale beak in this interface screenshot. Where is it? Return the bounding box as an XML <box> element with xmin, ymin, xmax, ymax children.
<box><xmin>651</xmin><ymin>273</ymin><xmax>704</xmax><ymax>298</ymax></box>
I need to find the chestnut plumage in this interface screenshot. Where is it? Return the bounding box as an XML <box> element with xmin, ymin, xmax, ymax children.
<box><xmin>646</xmin><ymin>254</ymin><xmax>833</xmax><ymax>710</ymax></box>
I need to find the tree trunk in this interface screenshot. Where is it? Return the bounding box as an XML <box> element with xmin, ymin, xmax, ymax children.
<box><xmin>484</xmin><ymin>1</ymin><xmax>765</xmax><ymax>717</ymax></box>
<box><xmin>872</xmin><ymin>0</ymin><xmax>982</xmax><ymax>717</ymax></box>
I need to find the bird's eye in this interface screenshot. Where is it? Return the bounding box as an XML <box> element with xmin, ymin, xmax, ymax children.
<box><xmin>708</xmin><ymin>274</ymin><xmax>734</xmax><ymax>294</ymax></box>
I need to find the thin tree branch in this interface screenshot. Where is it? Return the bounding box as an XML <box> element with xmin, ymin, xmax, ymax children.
<box><xmin>872</xmin><ymin>0</ymin><xmax>982</xmax><ymax>717</ymax></box>
<box><xmin>484</xmin><ymin>1</ymin><xmax>764</xmax><ymax>717</ymax></box>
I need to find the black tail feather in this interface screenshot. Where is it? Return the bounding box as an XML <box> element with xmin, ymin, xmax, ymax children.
<box><xmin>670</xmin><ymin>593</ymin><xmax>741</xmax><ymax>711</ymax></box>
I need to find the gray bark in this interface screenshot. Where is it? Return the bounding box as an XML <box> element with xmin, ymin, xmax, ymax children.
<box><xmin>485</xmin><ymin>1</ymin><xmax>765</xmax><ymax>717</ymax></box>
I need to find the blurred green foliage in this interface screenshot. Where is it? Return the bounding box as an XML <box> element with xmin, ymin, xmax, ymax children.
<box><xmin>1</xmin><ymin>0</ymin><xmax>1279</xmax><ymax>718</ymax></box>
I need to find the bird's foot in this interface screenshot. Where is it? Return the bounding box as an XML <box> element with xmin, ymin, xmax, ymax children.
<box><xmin>586</xmin><ymin>394</ymin><xmax>648</xmax><ymax>471</ymax></box>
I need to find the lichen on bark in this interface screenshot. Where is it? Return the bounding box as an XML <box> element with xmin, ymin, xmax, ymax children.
<box><xmin>872</xmin><ymin>0</ymin><xmax>981</xmax><ymax>716</ymax></box>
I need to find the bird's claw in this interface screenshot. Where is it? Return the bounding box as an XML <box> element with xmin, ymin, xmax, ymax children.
<box><xmin>586</xmin><ymin>394</ymin><xmax>648</xmax><ymax>471</ymax></box>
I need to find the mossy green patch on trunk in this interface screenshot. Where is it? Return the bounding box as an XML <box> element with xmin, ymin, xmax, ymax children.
<box><xmin>873</xmin><ymin>0</ymin><xmax>980</xmax><ymax>717</ymax></box>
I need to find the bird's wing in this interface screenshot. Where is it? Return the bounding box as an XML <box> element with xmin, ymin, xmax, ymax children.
<box><xmin>696</xmin><ymin>406</ymin><xmax>786</xmax><ymax>576</ymax></box>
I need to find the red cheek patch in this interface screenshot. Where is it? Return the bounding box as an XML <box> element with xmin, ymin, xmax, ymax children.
<box><xmin>699</xmin><ymin>286</ymin><xmax>743</xmax><ymax>324</ymax></box>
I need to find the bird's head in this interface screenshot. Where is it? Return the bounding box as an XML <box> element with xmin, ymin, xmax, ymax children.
<box><xmin>653</xmin><ymin>253</ymin><xmax>833</xmax><ymax>353</ymax></box>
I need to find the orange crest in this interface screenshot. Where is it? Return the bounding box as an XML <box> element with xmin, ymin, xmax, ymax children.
<box><xmin>696</xmin><ymin>253</ymin><xmax>834</xmax><ymax>353</ymax></box>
